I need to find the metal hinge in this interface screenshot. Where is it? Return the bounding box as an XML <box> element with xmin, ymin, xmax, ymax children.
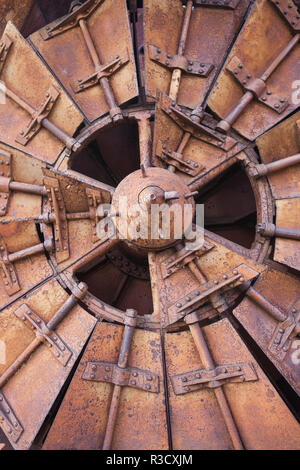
<box><xmin>148</xmin><ymin>44</ymin><xmax>214</xmax><ymax>77</ymax></box>
<box><xmin>82</xmin><ymin>361</ymin><xmax>160</xmax><ymax>393</ymax></box>
<box><xmin>160</xmin><ymin>93</ymin><xmax>238</xmax><ymax>152</ymax></box>
<box><xmin>14</xmin><ymin>304</ymin><xmax>73</xmax><ymax>366</ymax></box>
<box><xmin>167</xmin><ymin>264</ymin><xmax>260</xmax><ymax>325</ymax></box>
<box><xmin>0</xmin><ymin>150</ymin><xmax>11</xmax><ymax>216</ymax></box>
<box><xmin>270</xmin><ymin>0</ymin><xmax>300</xmax><ymax>33</ymax></box>
<box><xmin>269</xmin><ymin>299</ymin><xmax>300</xmax><ymax>360</ymax></box>
<box><xmin>70</xmin><ymin>50</ymin><xmax>129</xmax><ymax>94</ymax></box>
<box><xmin>161</xmin><ymin>240</ymin><xmax>215</xmax><ymax>279</ymax></box>
<box><xmin>156</xmin><ymin>140</ymin><xmax>204</xmax><ymax>177</ymax></box>
<box><xmin>226</xmin><ymin>56</ymin><xmax>289</xmax><ymax>113</ymax></box>
<box><xmin>41</xmin><ymin>0</ymin><xmax>103</xmax><ymax>39</ymax></box>
<box><xmin>44</xmin><ymin>175</ymin><xmax>69</xmax><ymax>263</ymax></box>
<box><xmin>15</xmin><ymin>85</ymin><xmax>60</xmax><ymax>146</ymax></box>
<box><xmin>170</xmin><ymin>362</ymin><xmax>258</xmax><ymax>395</ymax></box>
<box><xmin>0</xmin><ymin>392</ymin><xmax>23</xmax><ymax>443</ymax></box>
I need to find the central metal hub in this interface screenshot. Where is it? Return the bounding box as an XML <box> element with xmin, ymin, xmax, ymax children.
<box><xmin>111</xmin><ymin>167</ymin><xmax>195</xmax><ymax>251</ymax></box>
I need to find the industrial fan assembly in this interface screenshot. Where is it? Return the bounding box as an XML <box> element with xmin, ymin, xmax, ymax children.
<box><xmin>0</xmin><ymin>0</ymin><xmax>299</xmax><ymax>450</ymax></box>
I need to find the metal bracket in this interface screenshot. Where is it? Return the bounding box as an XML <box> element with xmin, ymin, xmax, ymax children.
<box><xmin>161</xmin><ymin>240</ymin><xmax>215</xmax><ymax>279</ymax></box>
<box><xmin>44</xmin><ymin>175</ymin><xmax>69</xmax><ymax>263</ymax></box>
<box><xmin>0</xmin><ymin>150</ymin><xmax>11</xmax><ymax>216</ymax></box>
<box><xmin>71</xmin><ymin>50</ymin><xmax>130</xmax><ymax>94</ymax></box>
<box><xmin>0</xmin><ymin>236</ymin><xmax>20</xmax><ymax>296</ymax></box>
<box><xmin>269</xmin><ymin>298</ymin><xmax>300</xmax><ymax>360</ymax></box>
<box><xmin>0</xmin><ymin>392</ymin><xmax>23</xmax><ymax>443</ymax></box>
<box><xmin>156</xmin><ymin>140</ymin><xmax>204</xmax><ymax>176</ymax></box>
<box><xmin>160</xmin><ymin>94</ymin><xmax>237</xmax><ymax>152</ymax></box>
<box><xmin>86</xmin><ymin>187</ymin><xmax>102</xmax><ymax>243</ymax></box>
<box><xmin>148</xmin><ymin>44</ymin><xmax>214</xmax><ymax>77</ymax></box>
<box><xmin>82</xmin><ymin>361</ymin><xmax>160</xmax><ymax>393</ymax></box>
<box><xmin>167</xmin><ymin>264</ymin><xmax>260</xmax><ymax>323</ymax></box>
<box><xmin>226</xmin><ymin>56</ymin><xmax>290</xmax><ymax>113</ymax></box>
<box><xmin>15</xmin><ymin>85</ymin><xmax>60</xmax><ymax>146</ymax></box>
<box><xmin>182</xmin><ymin>0</ymin><xmax>241</xmax><ymax>8</ymax></box>
<box><xmin>270</xmin><ymin>0</ymin><xmax>300</xmax><ymax>33</ymax></box>
<box><xmin>14</xmin><ymin>304</ymin><xmax>72</xmax><ymax>367</ymax></box>
<box><xmin>41</xmin><ymin>0</ymin><xmax>104</xmax><ymax>40</ymax></box>
<box><xmin>170</xmin><ymin>362</ymin><xmax>258</xmax><ymax>395</ymax></box>
<box><xmin>0</xmin><ymin>34</ymin><xmax>13</xmax><ymax>74</ymax></box>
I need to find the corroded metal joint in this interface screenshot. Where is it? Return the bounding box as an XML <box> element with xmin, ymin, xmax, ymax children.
<box><xmin>124</xmin><ymin>308</ymin><xmax>138</xmax><ymax>327</ymax></box>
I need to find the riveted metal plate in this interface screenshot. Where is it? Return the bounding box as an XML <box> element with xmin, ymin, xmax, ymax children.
<box><xmin>30</xmin><ymin>0</ymin><xmax>138</xmax><ymax>123</ymax></box>
<box><xmin>43</xmin><ymin>322</ymin><xmax>168</xmax><ymax>450</ymax></box>
<box><xmin>0</xmin><ymin>277</ymin><xmax>96</xmax><ymax>449</ymax></box>
<box><xmin>144</xmin><ymin>0</ymin><xmax>250</xmax><ymax>109</ymax></box>
<box><xmin>0</xmin><ymin>22</ymin><xmax>83</xmax><ymax>163</ymax></box>
<box><xmin>165</xmin><ymin>318</ymin><xmax>300</xmax><ymax>449</ymax></box>
<box><xmin>208</xmin><ymin>0</ymin><xmax>300</xmax><ymax>140</ymax></box>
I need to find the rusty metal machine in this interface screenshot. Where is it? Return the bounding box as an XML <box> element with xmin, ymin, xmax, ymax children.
<box><xmin>0</xmin><ymin>0</ymin><xmax>299</xmax><ymax>450</ymax></box>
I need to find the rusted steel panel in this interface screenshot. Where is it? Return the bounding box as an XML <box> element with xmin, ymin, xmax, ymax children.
<box><xmin>30</xmin><ymin>0</ymin><xmax>139</xmax><ymax>123</ymax></box>
<box><xmin>256</xmin><ymin>112</ymin><xmax>300</xmax><ymax>200</ymax></box>
<box><xmin>0</xmin><ymin>22</ymin><xmax>83</xmax><ymax>164</ymax></box>
<box><xmin>208</xmin><ymin>0</ymin><xmax>300</xmax><ymax>140</ymax></box>
<box><xmin>165</xmin><ymin>318</ymin><xmax>300</xmax><ymax>450</ymax></box>
<box><xmin>0</xmin><ymin>277</ymin><xmax>96</xmax><ymax>449</ymax></box>
<box><xmin>273</xmin><ymin>198</ymin><xmax>300</xmax><ymax>271</ymax></box>
<box><xmin>0</xmin><ymin>220</ymin><xmax>53</xmax><ymax>311</ymax></box>
<box><xmin>144</xmin><ymin>0</ymin><xmax>250</xmax><ymax>109</ymax></box>
<box><xmin>234</xmin><ymin>268</ymin><xmax>300</xmax><ymax>396</ymax></box>
<box><xmin>152</xmin><ymin>92</ymin><xmax>243</xmax><ymax>188</ymax></box>
<box><xmin>43</xmin><ymin>322</ymin><xmax>168</xmax><ymax>450</ymax></box>
<box><xmin>148</xmin><ymin>231</ymin><xmax>265</xmax><ymax>328</ymax></box>
<box><xmin>0</xmin><ymin>0</ymin><xmax>35</xmax><ymax>36</ymax></box>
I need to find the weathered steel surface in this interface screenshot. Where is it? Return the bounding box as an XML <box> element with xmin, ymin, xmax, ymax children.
<box><xmin>234</xmin><ymin>268</ymin><xmax>300</xmax><ymax>396</ymax></box>
<box><xmin>0</xmin><ymin>277</ymin><xmax>96</xmax><ymax>449</ymax></box>
<box><xmin>148</xmin><ymin>230</ymin><xmax>265</xmax><ymax>328</ymax></box>
<box><xmin>43</xmin><ymin>322</ymin><xmax>168</xmax><ymax>450</ymax></box>
<box><xmin>0</xmin><ymin>0</ymin><xmax>35</xmax><ymax>36</ymax></box>
<box><xmin>144</xmin><ymin>0</ymin><xmax>250</xmax><ymax>108</ymax></box>
<box><xmin>0</xmin><ymin>220</ymin><xmax>52</xmax><ymax>310</ymax></box>
<box><xmin>0</xmin><ymin>22</ymin><xmax>83</xmax><ymax>163</ymax></box>
<box><xmin>165</xmin><ymin>318</ymin><xmax>300</xmax><ymax>450</ymax></box>
<box><xmin>208</xmin><ymin>0</ymin><xmax>300</xmax><ymax>140</ymax></box>
<box><xmin>30</xmin><ymin>0</ymin><xmax>138</xmax><ymax>123</ymax></box>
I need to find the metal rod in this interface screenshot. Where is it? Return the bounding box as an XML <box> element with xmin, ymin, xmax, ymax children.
<box><xmin>253</xmin><ymin>153</ymin><xmax>300</xmax><ymax>178</ymax></box>
<box><xmin>9</xmin><ymin>181</ymin><xmax>47</xmax><ymax>196</ymax></box>
<box><xmin>137</xmin><ymin>114</ymin><xmax>152</xmax><ymax>168</ymax></box>
<box><xmin>102</xmin><ymin>309</ymin><xmax>137</xmax><ymax>450</ymax></box>
<box><xmin>169</xmin><ymin>0</ymin><xmax>193</xmax><ymax>101</ymax></box>
<box><xmin>5</xmin><ymin>240</ymin><xmax>53</xmax><ymax>264</ymax></box>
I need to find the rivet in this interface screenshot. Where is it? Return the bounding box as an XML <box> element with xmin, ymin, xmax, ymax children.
<box><xmin>146</xmin><ymin>384</ymin><xmax>151</xmax><ymax>390</ymax></box>
<box><xmin>176</xmin><ymin>303</ymin><xmax>182</xmax><ymax>308</ymax></box>
<box><xmin>90</xmin><ymin>374</ymin><xmax>95</xmax><ymax>379</ymax></box>
<box><xmin>105</xmin><ymin>366</ymin><xmax>110</xmax><ymax>372</ymax></box>
<box><xmin>147</xmin><ymin>376</ymin><xmax>152</xmax><ymax>381</ymax></box>
<box><xmin>132</xmin><ymin>372</ymin><xmax>138</xmax><ymax>377</ymax></box>
<box><xmin>131</xmin><ymin>380</ymin><xmax>136</xmax><ymax>385</ymax></box>
<box><xmin>181</xmin><ymin>377</ymin><xmax>187</xmax><ymax>382</ymax></box>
